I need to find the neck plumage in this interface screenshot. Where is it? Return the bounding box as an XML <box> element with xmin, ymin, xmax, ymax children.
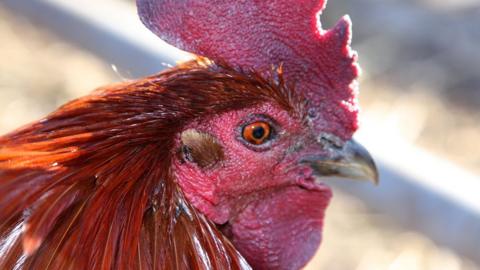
<box><xmin>0</xmin><ymin>151</ymin><xmax>248</xmax><ymax>269</ymax></box>
<box><xmin>0</xmin><ymin>69</ymin><xmax>255</xmax><ymax>269</ymax></box>
<box><xmin>0</xmin><ymin>59</ymin><xmax>292</xmax><ymax>269</ymax></box>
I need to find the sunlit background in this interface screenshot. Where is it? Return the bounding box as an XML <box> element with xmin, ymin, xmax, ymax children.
<box><xmin>0</xmin><ymin>0</ymin><xmax>479</xmax><ymax>269</ymax></box>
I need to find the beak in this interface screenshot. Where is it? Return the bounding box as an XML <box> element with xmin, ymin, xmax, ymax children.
<box><xmin>304</xmin><ymin>138</ymin><xmax>379</xmax><ymax>185</ymax></box>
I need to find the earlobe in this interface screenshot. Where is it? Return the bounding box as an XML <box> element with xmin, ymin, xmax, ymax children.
<box><xmin>179</xmin><ymin>129</ymin><xmax>224</xmax><ymax>168</ymax></box>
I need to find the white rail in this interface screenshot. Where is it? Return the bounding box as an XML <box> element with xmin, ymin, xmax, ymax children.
<box><xmin>3</xmin><ymin>0</ymin><xmax>480</xmax><ymax>263</ymax></box>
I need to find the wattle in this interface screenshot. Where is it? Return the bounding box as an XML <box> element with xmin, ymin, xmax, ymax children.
<box><xmin>226</xmin><ymin>185</ymin><xmax>332</xmax><ymax>270</ymax></box>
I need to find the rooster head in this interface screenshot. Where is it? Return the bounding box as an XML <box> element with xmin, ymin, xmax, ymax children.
<box><xmin>0</xmin><ymin>1</ymin><xmax>378</xmax><ymax>270</ymax></box>
<box><xmin>171</xmin><ymin>65</ymin><xmax>377</xmax><ymax>269</ymax></box>
<box><xmin>138</xmin><ymin>0</ymin><xmax>378</xmax><ymax>269</ymax></box>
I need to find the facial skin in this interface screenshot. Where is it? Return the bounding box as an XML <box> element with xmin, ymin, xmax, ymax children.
<box><xmin>173</xmin><ymin>102</ymin><xmax>333</xmax><ymax>270</ymax></box>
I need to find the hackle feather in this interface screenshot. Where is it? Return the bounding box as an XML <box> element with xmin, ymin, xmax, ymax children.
<box><xmin>0</xmin><ymin>60</ymin><xmax>299</xmax><ymax>269</ymax></box>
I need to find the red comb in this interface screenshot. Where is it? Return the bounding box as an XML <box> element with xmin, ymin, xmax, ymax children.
<box><xmin>137</xmin><ymin>0</ymin><xmax>360</xmax><ymax>139</ymax></box>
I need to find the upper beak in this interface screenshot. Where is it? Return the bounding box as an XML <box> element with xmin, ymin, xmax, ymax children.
<box><xmin>303</xmin><ymin>138</ymin><xmax>379</xmax><ymax>185</ymax></box>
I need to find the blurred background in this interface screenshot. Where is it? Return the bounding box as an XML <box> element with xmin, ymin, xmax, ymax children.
<box><xmin>0</xmin><ymin>0</ymin><xmax>479</xmax><ymax>269</ymax></box>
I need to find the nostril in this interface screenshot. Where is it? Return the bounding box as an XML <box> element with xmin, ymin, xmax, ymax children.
<box><xmin>317</xmin><ymin>133</ymin><xmax>344</xmax><ymax>150</ymax></box>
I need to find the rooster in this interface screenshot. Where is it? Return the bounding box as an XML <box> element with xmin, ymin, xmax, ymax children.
<box><xmin>0</xmin><ymin>0</ymin><xmax>378</xmax><ymax>269</ymax></box>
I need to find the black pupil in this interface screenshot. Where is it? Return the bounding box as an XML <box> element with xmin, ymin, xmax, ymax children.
<box><xmin>252</xmin><ymin>126</ymin><xmax>265</xmax><ymax>139</ymax></box>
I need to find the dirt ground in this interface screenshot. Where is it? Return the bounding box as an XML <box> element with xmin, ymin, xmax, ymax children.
<box><xmin>0</xmin><ymin>2</ymin><xmax>479</xmax><ymax>270</ymax></box>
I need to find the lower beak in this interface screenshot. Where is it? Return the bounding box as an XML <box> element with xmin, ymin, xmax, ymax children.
<box><xmin>304</xmin><ymin>139</ymin><xmax>379</xmax><ymax>185</ymax></box>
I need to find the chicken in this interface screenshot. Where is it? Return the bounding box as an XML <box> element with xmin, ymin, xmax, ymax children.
<box><xmin>0</xmin><ymin>0</ymin><xmax>378</xmax><ymax>269</ymax></box>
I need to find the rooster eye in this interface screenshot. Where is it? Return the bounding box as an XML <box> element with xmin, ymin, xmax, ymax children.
<box><xmin>242</xmin><ymin>121</ymin><xmax>272</xmax><ymax>145</ymax></box>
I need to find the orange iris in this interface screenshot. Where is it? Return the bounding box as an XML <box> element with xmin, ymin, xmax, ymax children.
<box><xmin>242</xmin><ymin>121</ymin><xmax>271</xmax><ymax>145</ymax></box>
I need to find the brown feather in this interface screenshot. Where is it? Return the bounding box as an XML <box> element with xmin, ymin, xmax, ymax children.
<box><xmin>0</xmin><ymin>59</ymin><xmax>302</xmax><ymax>269</ymax></box>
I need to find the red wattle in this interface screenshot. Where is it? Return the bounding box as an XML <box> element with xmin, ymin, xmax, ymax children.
<box><xmin>228</xmin><ymin>186</ymin><xmax>332</xmax><ymax>270</ymax></box>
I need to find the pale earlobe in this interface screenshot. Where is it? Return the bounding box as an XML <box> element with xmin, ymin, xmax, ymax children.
<box><xmin>179</xmin><ymin>129</ymin><xmax>224</xmax><ymax>168</ymax></box>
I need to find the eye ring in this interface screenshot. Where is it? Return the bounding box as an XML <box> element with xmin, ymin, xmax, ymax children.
<box><xmin>242</xmin><ymin>121</ymin><xmax>272</xmax><ymax>145</ymax></box>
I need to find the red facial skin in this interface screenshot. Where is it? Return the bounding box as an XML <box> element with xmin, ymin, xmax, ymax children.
<box><xmin>138</xmin><ymin>1</ymin><xmax>361</xmax><ymax>266</ymax></box>
<box><xmin>138</xmin><ymin>1</ymin><xmax>361</xmax><ymax>265</ymax></box>
<box><xmin>173</xmin><ymin>102</ymin><xmax>332</xmax><ymax>270</ymax></box>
